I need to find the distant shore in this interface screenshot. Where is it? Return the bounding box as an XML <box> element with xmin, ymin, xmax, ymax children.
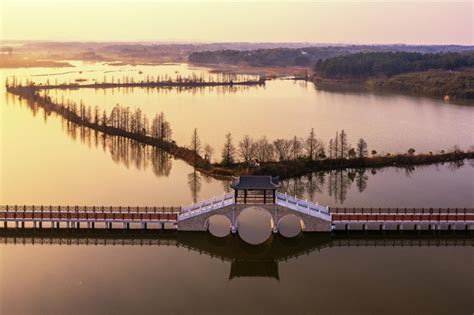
<box><xmin>313</xmin><ymin>70</ymin><xmax>474</xmax><ymax>103</ymax></box>
<box><xmin>0</xmin><ymin>57</ymin><xmax>73</xmax><ymax>68</ymax></box>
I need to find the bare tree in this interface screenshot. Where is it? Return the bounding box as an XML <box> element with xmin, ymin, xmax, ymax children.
<box><xmin>328</xmin><ymin>139</ymin><xmax>334</xmax><ymax>158</ymax></box>
<box><xmin>151</xmin><ymin>112</ymin><xmax>172</xmax><ymax>141</ymax></box>
<box><xmin>273</xmin><ymin>139</ymin><xmax>292</xmax><ymax>161</ymax></box>
<box><xmin>255</xmin><ymin>136</ymin><xmax>275</xmax><ymax>162</ymax></box>
<box><xmin>221</xmin><ymin>133</ymin><xmax>236</xmax><ymax>165</ymax></box>
<box><xmin>239</xmin><ymin>135</ymin><xmax>256</xmax><ymax>164</ymax></box>
<box><xmin>356</xmin><ymin>138</ymin><xmax>368</xmax><ymax>158</ymax></box>
<box><xmin>190</xmin><ymin>128</ymin><xmax>201</xmax><ymax>155</ymax></box>
<box><xmin>101</xmin><ymin>110</ymin><xmax>108</xmax><ymax>127</ymax></box>
<box><xmin>204</xmin><ymin>144</ymin><xmax>214</xmax><ymax>162</ymax></box>
<box><xmin>339</xmin><ymin>130</ymin><xmax>349</xmax><ymax>159</ymax></box>
<box><xmin>93</xmin><ymin>106</ymin><xmax>100</xmax><ymax>125</ymax></box>
<box><xmin>290</xmin><ymin>136</ymin><xmax>303</xmax><ymax>160</ymax></box>
<box><xmin>305</xmin><ymin>128</ymin><xmax>317</xmax><ymax>160</ymax></box>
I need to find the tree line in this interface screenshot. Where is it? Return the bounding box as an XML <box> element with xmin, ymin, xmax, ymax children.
<box><xmin>43</xmin><ymin>96</ymin><xmax>173</xmax><ymax>143</ymax></box>
<box><xmin>5</xmin><ymin>72</ymin><xmax>261</xmax><ymax>89</ymax></box>
<box><xmin>188</xmin><ymin>46</ymin><xmax>474</xmax><ymax>68</ymax></box>
<box><xmin>314</xmin><ymin>51</ymin><xmax>474</xmax><ymax>80</ymax></box>
<box><xmin>189</xmin><ymin>128</ymin><xmax>371</xmax><ymax>166</ymax></box>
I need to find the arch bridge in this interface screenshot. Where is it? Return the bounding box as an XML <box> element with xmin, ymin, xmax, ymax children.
<box><xmin>177</xmin><ymin>176</ymin><xmax>332</xmax><ymax>233</ymax></box>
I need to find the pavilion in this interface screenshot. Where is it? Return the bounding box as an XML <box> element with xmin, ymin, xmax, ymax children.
<box><xmin>230</xmin><ymin>175</ymin><xmax>279</xmax><ymax>204</ymax></box>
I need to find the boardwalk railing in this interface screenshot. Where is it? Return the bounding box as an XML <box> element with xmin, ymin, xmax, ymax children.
<box><xmin>330</xmin><ymin>207</ymin><xmax>474</xmax><ymax>223</ymax></box>
<box><xmin>0</xmin><ymin>205</ymin><xmax>180</xmax><ymax>225</ymax></box>
<box><xmin>275</xmin><ymin>192</ymin><xmax>331</xmax><ymax>221</ymax></box>
<box><xmin>179</xmin><ymin>193</ymin><xmax>235</xmax><ymax>220</ymax></box>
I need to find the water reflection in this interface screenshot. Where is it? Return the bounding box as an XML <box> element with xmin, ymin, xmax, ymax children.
<box><xmin>1</xmin><ymin>230</ymin><xmax>471</xmax><ymax>282</ymax></box>
<box><xmin>280</xmin><ymin>163</ymin><xmax>470</xmax><ymax>205</ymax></box>
<box><xmin>187</xmin><ymin>169</ymin><xmax>202</xmax><ymax>203</ymax></box>
<box><xmin>65</xmin><ymin>122</ymin><xmax>174</xmax><ymax>177</ymax></box>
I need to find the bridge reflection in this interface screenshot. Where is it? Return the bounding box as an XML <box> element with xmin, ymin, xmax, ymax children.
<box><xmin>1</xmin><ymin>230</ymin><xmax>471</xmax><ymax>281</ymax></box>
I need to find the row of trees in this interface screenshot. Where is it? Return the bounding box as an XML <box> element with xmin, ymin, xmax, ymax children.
<box><xmin>190</xmin><ymin>128</ymin><xmax>370</xmax><ymax>166</ymax></box>
<box><xmin>55</xmin><ymin>97</ymin><xmax>173</xmax><ymax>142</ymax></box>
<box><xmin>5</xmin><ymin>72</ymin><xmax>258</xmax><ymax>88</ymax></box>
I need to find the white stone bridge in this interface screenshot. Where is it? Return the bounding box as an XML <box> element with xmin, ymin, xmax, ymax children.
<box><xmin>178</xmin><ymin>176</ymin><xmax>332</xmax><ymax>233</ymax></box>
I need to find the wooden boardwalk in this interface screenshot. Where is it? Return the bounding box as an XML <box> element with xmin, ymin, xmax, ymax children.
<box><xmin>331</xmin><ymin>207</ymin><xmax>474</xmax><ymax>231</ymax></box>
<box><xmin>0</xmin><ymin>205</ymin><xmax>179</xmax><ymax>229</ymax></box>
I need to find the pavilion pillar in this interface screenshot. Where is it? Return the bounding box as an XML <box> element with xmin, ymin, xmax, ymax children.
<box><xmin>272</xmin><ymin>190</ymin><xmax>276</xmax><ymax>203</ymax></box>
<box><xmin>234</xmin><ymin>190</ymin><xmax>238</xmax><ymax>203</ymax></box>
<box><xmin>264</xmin><ymin>190</ymin><xmax>266</xmax><ymax>204</ymax></box>
<box><xmin>244</xmin><ymin>190</ymin><xmax>247</xmax><ymax>204</ymax></box>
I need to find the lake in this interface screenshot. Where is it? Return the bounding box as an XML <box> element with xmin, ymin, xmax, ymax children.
<box><xmin>0</xmin><ymin>233</ymin><xmax>473</xmax><ymax>314</ymax></box>
<box><xmin>0</xmin><ymin>62</ymin><xmax>473</xmax><ymax>314</ymax></box>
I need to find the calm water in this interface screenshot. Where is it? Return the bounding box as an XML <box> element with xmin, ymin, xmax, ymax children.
<box><xmin>1</xmin><ymin>62</ymin><xmax>473</xmax><ymax>314</ymax></box>
<box><xmin>0</xmin><ymin>234</ymin><xmax>473</xmax><ymax>314</ymax></box>
<box><xmin>1</xmin><ymin>62</ymin><xmax>473</xmax><ymax>207</ymax></box>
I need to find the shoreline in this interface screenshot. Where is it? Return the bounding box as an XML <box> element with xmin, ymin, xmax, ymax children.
<box><xmin>312</xmin><ymin>70</ymin><xmax>474</xmax><ymax>104</ymax></box>
<box><xmin>7</xmin><ymin>85</ymin><xmax>474</xmax><ymax>180</ymax></box>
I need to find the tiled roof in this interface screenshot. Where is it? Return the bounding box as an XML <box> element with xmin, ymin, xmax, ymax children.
<box><xmin>230</xmin><ymin>175</ymin><xmax>279</xmax><ymax>190</ymax></box>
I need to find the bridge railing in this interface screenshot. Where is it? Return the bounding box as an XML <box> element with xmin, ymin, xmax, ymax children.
<box><xmin>275</xmin><ymin>192</ymin><xmax>331</xmax><ymax>220</ymax></box>
<box><xmin>0</xmin><ymin>205</ymin><xmax>179</xmax><ymax>213</ymax></box>
<box><xmin>330</xmin><ymin>207</ymin><xmax>474</xmax><ymax>214</ymax></box>
<box><xmin>179</xmin><ymin>193</ymin><xmax>235</xmax><ymax>220</ymax></box>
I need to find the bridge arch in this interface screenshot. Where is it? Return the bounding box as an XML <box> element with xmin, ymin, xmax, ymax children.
<box><xmin>236</xmin><ymin>206</ymin><xmax>274</xmax><ymax>245</ymax></box>
<box><xmin>277</xmin><ymin>214</ymin><xmax>305</xmax><ymax>238</ymax></box>
<box><xmin>205</xmin><ymin>214</ymin><xmax>232</xmax><ymax>237</ymax></box>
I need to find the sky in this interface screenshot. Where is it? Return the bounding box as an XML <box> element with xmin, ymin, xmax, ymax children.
<box><xmin>0</xmin><ymin>0</ymin><xmax>472</xmax><ymax>45</ymax></box>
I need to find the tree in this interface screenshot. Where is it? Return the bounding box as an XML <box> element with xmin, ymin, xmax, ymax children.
<box><xmin>304</xmin><ymin>129</ymin><xmax>325</xmax><ymax>160</ymax></box>
<box><xmin>101</xmin><ymin>110</ymin><xmax>108</xmax><ymax>127</ymax></box>
<box><xmin>328</xmin><ymin>139</ymin><xmax>334</xmax><ymax>158</ymax></box>
<box><xmin>371</xmin><ymin>149</ymin><xmax>377</xmax><ymax>157</ymax></box>
<box><xmin>93</xmin><ymin>106</ymin><xmax>100</xmax><ymax>125</ymax></box>
<box><xmin>290</xmin><ymin>136</ymin><xmax>303</xmax><ymax>160</ymax></box>
<box><xmin>348</xmin><ymin>148</ymin><xmax>356</xmax><ymax>158</ymax></box>
<box><xmin>190</xmin><ymin>128</ymin><xmax>201</xmax><ymax>155</ymax></box>
<box><xmin>204</xmin><ymin>144</ymin><xmax>214</xmax><ymax>162</ymax></box>
<box><xmin>339</xmin><ymin>130</ymin><xmax>349</xmax><ymax>159</ymax></box>
<box><xmin>356</xmin><ymin>138</ymin><xmax>368</xmax><ymax>158</ymax></box>
<box><xmin>255</xmin><ymin>136</ymin><xmax>274</xmax><ymax>162</ymax></box>
<box><xmin>239</xmin><ymin>135</ymin><xmax>256</xmax><ymax>164</ymax></box>
<box><xmin>151</xmin><ymin>112</ymin><xmax>172</xmax><ymax>141</ymax></box>
<box><xmin>408</xmin><ymin>148</ymin><xmax>416</xmax><ymax>155</ymax></box>
<box><xmin>221</xmin><ymin>133</ymin><xmax>236</xmax><ymax>165</ymax></box>
<box><xmin>273</xmin><ymin>139</ymin><xmax>291</xmax><ymax>161</ymax></box>
<box><xmin>305</xmin><ymin>128</ymin><xmax>317</xmax><ymax>160</ymax></box>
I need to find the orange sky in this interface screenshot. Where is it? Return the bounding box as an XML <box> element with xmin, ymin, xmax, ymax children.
<box><xmin>1</xmin><ymin>0</ymin><xmax>472</xmax><ymax>44</ymax></box>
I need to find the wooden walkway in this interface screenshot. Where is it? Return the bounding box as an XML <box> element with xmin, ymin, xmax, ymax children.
<box><xmin>331</xmin><ymin>207</ymin><xmax>474</xmax><ymax>231</ymax></box>
<box><xmin>0</xmin><ymin>205</ymin><xmax>179</xmax><ymax>229</ymax></box>
<box><xmin>331</xmin><ymin>207</ymin><xmax>474</xmax><ymax>221</ymax></box>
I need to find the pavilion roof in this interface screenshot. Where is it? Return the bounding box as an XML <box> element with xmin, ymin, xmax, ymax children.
<box><xmin>230</xmin><ymin>175</ymin><xmax>279</xmax><ymax>190</ymax></box>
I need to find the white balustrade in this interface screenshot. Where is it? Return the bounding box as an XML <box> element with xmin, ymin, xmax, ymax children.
<box><xmin>275</xmin><ymin>192</ymin><xmax>331</xmax><ymax>221</ymax></box>
<box><xmin>178</xmin><ymin>193</ymin><xmax>234</xmax><ymax>220</ymax></box>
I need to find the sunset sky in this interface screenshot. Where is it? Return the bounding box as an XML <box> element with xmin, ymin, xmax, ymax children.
<box><xmin>0</xmin><ymin>0</ymin><xmax>472</xmax><ymax>44</ymax></box>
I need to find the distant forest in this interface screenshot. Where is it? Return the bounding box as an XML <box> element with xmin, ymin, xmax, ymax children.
<box><xmin>188</xmin><ymin>45</ymin><xmax>474</xmax><ymax>67</ymax></box>
<box><xmin>313</xmin><ymin>52</ymin><xmax>474</xmax><ymax>80</ymax></box>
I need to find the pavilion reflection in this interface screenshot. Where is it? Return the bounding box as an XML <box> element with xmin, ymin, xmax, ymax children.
<box><xmin>1</xmin><ymin>230</ymin><xmax>471</xmax><ymax>282</ymax></box>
